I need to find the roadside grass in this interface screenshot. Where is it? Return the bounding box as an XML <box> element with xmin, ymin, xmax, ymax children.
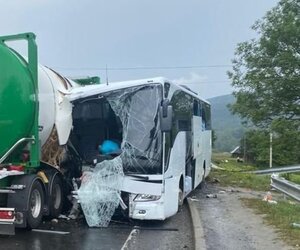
<box><xmin>211</xmin><ymin>153</ymin><xmax>270</xmax><ymax>191</ymax></box>
<box><xmin>241</xmin><ymin>198</ymin><xmax>300</xmax><ymax>247</ymax></box>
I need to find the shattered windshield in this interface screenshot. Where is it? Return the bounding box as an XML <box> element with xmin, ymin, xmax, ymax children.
<box><xmin>106</xmin><ymin>84</ymin><xmax>162</xmax><ymax>174</ymax></box>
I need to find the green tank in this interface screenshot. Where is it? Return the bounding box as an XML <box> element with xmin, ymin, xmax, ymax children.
<box><xmin>0</xmin><ymin>43</ymin><xmax>36</xmax><ymax>159</ymax></box>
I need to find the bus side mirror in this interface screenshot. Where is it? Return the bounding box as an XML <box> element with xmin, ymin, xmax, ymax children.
<box><xmin>160</xmin><ymin>99</ymin><xmax>173</xmax><ymax>132</ymax></box>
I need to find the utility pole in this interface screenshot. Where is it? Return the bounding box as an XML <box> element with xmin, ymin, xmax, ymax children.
<box><xmin>269</xmin><ymin>131</ymin><xmax>273</xmax><ymax>168</ymax></box>
<box><xmin>106</xmin><ymin>64</ymin><xmax>109</xmax><ymax>85</ymax></box>
<box><xmin>243</xmin><ymin>134</ymin><xmax>246</xmax><ymax>162</ymax></box>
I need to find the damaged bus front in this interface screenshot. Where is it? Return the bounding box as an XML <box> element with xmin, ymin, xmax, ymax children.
<box><xmin>69</xmin><ymin>79</ymin><xmax>165</xmax><ymax>226</ymax></box>
<box><xmin>68</xmin><ymin>77</ymin><xmax>211</xmax><ymax>226</ymax></box>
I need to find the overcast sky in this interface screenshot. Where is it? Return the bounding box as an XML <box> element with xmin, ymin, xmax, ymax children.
<box><xmin>0</xmin><ymin>0</ymin><xmax>279</xmax><ymax>98</ymax></box>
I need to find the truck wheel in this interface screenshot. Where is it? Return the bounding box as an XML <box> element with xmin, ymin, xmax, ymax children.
<box><xmin>27</xmin><ymin>180</ymin><xmax>44</xmax><ymax>229</ymax></box>
<box><xmin>49</xmin><ymin>174</ymin><xmax>63</xmax><ymax>218</ymax></box>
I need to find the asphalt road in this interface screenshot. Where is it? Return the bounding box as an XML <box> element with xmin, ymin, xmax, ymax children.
<box><xmin>191</xmin><ymin>182</ymin><xmax>291</xmax><ymax>250</ymax></box>
<box><xmin>122</xmin><ymin>204</ymin><xmax>193</xmax><ymax>250</ymax></box>
<box><xmin>0</xmin><ymin>203</ymin><xmax>193</xmax><ymax>250</ymax></box>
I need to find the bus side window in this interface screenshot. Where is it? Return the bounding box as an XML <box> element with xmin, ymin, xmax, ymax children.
<box><xmin>200</xmin><ymin>102</ymin><xmax>211</xmax><ymax>131</ymax></box>
<box><xmin>205</xmin><ymin>103</ymin><xmax>211</xmax><ymax>130</ymax></box>
<box><xmin>193</xmin><ymin>100</ymin><xmax>201</xmax><ymax>116</ymax></box>
<box><xmin>201</xmin><ymin>102</ymin><xmax>206</xmax><ymax>130</ymax></box>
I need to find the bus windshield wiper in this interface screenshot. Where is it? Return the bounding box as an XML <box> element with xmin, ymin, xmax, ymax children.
<box><xmin>125</xmin><ymin>174</ymin><xmax>149</xmax><ymax>180</ymax></box>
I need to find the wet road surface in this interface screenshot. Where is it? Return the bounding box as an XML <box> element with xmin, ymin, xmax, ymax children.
<box><xmin>1</xmin><ymin>220</ymin><xmax>131</xmax><ymax>250</ymax></box>
<box><xmin>122</xmin><ymin>204</ymin><xmax>193</xmax><ymax>250</ymax></box>
<box><xmin>1</xmin><ymin>203</ymin><xmax>193</xmax><ymax>250</ymax></box>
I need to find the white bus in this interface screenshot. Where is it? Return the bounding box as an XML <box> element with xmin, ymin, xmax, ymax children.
<box><xmin>69</xmin><ymin>77</ymin><xmax>211</xmax><ymax>222</ymax></box>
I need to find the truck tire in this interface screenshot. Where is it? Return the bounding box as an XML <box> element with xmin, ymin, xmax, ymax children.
<box><xmin>8</xmin><ymin>175</ymin><xmax>46</xmax><ymax>229</ymax></box>
<box><xmin>49</xmin><ymin>174</ymin><xmax>63</xmax><ymax>218</ymax></box>
<box><xmin>27</xmin><ymin>179</ymin><xmax>44</xmax><ymax>229</ymax></box>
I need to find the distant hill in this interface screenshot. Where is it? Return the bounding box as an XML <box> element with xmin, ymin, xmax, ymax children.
<box><xmin>208</xmin><ymin>94</ymin><xmax>245</xmax><ymax>152</ymax></box>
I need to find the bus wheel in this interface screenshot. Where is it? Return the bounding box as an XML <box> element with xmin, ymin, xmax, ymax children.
<box><xmin>178</xmin><ymin>188</ymin><xmax>184</xmax><ymax>210</ymax></box>
<box><xmin>199</xmin><ymin>167</ymin><xmax>206</xmax><ymax>189</ymax></box>
<box><xmin>27</xmin><ymin>180</ymin><xmax>45</xmax><ymax>229</ymax></box>
<box><xmin>49</xmin><ymin>174</ymin><xmax>63</xmax><ymax>218</ymax></box>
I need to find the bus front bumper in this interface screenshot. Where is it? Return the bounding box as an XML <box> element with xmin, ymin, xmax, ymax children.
<box><xmin>129</xmin><ymin>195</ymin><xmax>165</xmax><ymax>220</ymax></box>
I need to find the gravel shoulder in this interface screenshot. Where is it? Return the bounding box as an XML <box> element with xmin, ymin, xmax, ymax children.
<box><xmin>191</xmin><ymin>182</ymin><xmax>294</xmax><ymax>250</ymax></box>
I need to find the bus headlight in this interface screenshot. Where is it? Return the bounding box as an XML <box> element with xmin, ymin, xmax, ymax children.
<box><xmin>134</xmin><ymin>194</ymin><xmax>161</xmax><ymax>202</ymax></box>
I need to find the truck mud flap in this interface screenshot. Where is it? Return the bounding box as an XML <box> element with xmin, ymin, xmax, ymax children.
<box><xmin>0</xmin><ymin>222</ymin><xmax>15</xmax><ymax>235</ymax></box>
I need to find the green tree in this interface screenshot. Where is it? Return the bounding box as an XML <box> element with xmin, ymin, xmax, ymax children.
<box><xmin>271</xmin><ymin>120</ymin><xmax>300</xmax><ymax>165</ymax></box>
<box><xmin>228</xmin><ymin>0</ymin><xmax>300</xmax><ymax>128</ymax></box>
<box><xmin>241</xmin><ymin>130</ymin><xmax>269</xmax><ymax>165</ymax></box>
<box><xmin>229</xmin><ymin>0</ymin><xmax>300</xmax><ymax>166</ymax></box>
<box><xmin>242</xmin><ymin>123</ymin><xmax>300</xmax><ymax>166</ymax></box>
<box><xmin>212</xmin><ymin>129</ymin><xmax>217</xmax><ymax>148</ymax></box>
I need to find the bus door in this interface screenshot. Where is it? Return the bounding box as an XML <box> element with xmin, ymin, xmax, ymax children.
<box><xmin>192</xmin><ymin>100</ymin><xmax>202</xmax><ymax>158</ymax></box>
<box><xmin>192</xmin><ymin>100</ymin><xmax>204</xmax><ymax>187</ymax></box>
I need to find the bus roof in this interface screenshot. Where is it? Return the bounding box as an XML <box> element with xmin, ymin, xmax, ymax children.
<box><xmin>68</xmin><ymin>76</ymin><xmax>210</xmax><ymax>104</ymax></box>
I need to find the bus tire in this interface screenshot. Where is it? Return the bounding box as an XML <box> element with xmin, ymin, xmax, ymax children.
<box><xmin>27</xmin><ymin>179</ymin><xmax>45</xmax><ymax>229</ymax></box>
<box><xmin>178</xmin><ymin>187</ymin><xmax>184</xmax><ymax>210</ymax></box>
<box><xmin>199</xmin><ymin>165</ymin><xmax>206</xmax><ymax>189</ymax></box>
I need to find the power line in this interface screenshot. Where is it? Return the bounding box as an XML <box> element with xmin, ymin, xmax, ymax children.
<box><xmin>54</xmin><ymin>64</ymin><xmax>232</xmax><ymax>71</ymax></box>
<box><xmin>186</xmin><ymin>80</ymin><xmax>231</xmax><ymax>84</ymax></box>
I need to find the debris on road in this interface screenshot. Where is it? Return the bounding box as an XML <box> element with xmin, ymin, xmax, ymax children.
<box><xmin>228</xmin><ymin>188</ymin><xmax>240</xmax><ymax>193</ymax></box>
<box><xmin>267</xmin><ymin>200</ymin><xmax>278</xmax><ymax>204</ymax></box>
<box><xmin>206</xmin><ymin>194</ymin><xmax>217</xmax><ymax>198</ymax></box>
<box><xmin>189</xmin><ymin>197</ymin><xmax>199</xmax><ymax>202</ymax></box>
<box><xmin>68</xmin><ymin>200</ymin><xmax>80</xmax><ymax>220</ymax></box>
<box><xmin>291</xmin><ymin>223</ymin><xmax>300</xmax><ymax>229</ymax></box>
<box><xmin>51</xmin><ymin>218</ymin><xmax>58</xmax><ymax>224</ymax></box>
<box><xmin>262</xmin><ymin>191</ymin><xmax>277</xmax><ymax>204</ymax></box>
<box><xmin>211</xmin><ymin>164</ymin><xmax>225</xmax><ymax>170</ymax></box>
<box><xmin>263</xmin><ymin>191</ymin><xmax>273</xmax><ymax>201</ymax></box>
<box><xmin>58</xmin><ymin>214</ymin><xmax>70</xmax><ymax>220</ymax></box>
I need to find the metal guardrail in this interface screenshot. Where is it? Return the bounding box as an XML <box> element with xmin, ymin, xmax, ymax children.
<box><xmin>271</xmin><ymin>174</ymin><xmax>300</xmax><ymax>202</ymax></box>
<box><xmin>249</xmin><ymin>165</ymin><xmax>300</xmax><ymax>175</ymax></box>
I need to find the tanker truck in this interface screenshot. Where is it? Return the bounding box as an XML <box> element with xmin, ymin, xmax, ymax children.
<box><xmin>0</xmin><ymin>33</ymin><xmax>84</xmax><ymax>234</ymax></box>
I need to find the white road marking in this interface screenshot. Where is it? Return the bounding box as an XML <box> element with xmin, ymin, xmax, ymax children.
<box><xmin>121</xmin><ymin>228</ymin><xmax>139</xmax><ymax>250</ymax></box>
<box><xmin>31</xmin><ymin>229</ymin><xmax>70</xmax><ymax>235</ymax></box>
